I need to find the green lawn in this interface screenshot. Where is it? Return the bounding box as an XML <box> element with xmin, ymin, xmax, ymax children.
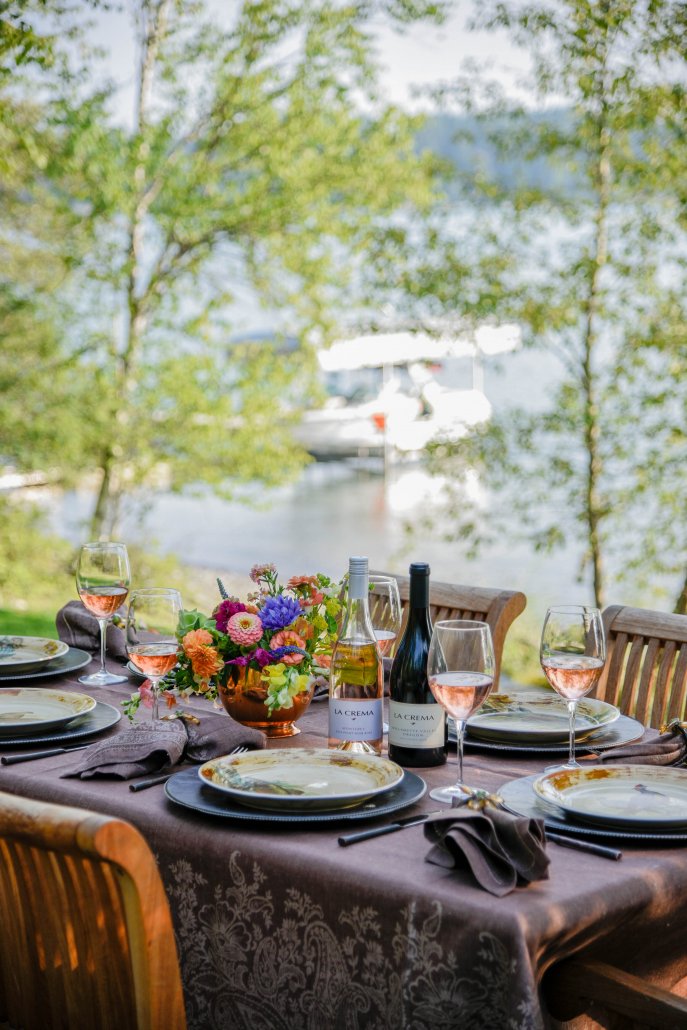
<box><xmin>0</xmin><ymin>610</ymin><xmax>57</xmax><ymax>638</ymax></box>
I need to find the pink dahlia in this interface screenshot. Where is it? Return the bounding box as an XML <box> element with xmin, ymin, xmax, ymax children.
<box><xmin>227</xmin><ymin>611</ymin><xmax>263</xmax><ymax>646</ymax></box>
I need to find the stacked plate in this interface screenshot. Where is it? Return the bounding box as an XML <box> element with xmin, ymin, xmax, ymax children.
<box><xmin>533</xmin><ymin>766</ymin><xmax>687</xmax><ymax>831</ymax></box>
<box><xmin>457</xmin><ymin>692</ymin><xmax>644</xmax><ymax>755</ymax></box>
<box><xmin>499</xmin><ymin>766</ymin><xmax>687</xmax><ymax>843</ymax></box>
<box><xmin>0</xmin><ymin>687</ymin><xmax>96</xmax><ymax>735</ymax></box>
<box><xmin>0</xmin><ymin>636</ymin><xmax>91</xmax><ymax>682</ymax></box>
<box><xmin>165</xmin><ymin>747</ymin><xmax>427</xmax><ymax>825</ymax></box>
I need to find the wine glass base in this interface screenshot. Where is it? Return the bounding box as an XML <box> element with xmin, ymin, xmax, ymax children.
<box><xmin>544</xmin><ymin>760</ymin><xmax>581</xmax><ymax>773</ymax></box>
<box><xmin>78</xmin><ymin>671</ymin><xmax>128</xmax><ymax>687</ymax></box>
<box><xmin>429</xmin><ymin>785</ymin><xmax>469</xmax><ymax>805</ymax></box>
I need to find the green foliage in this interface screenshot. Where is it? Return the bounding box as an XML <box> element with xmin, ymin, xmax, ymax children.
<box><xmin>1</xmin><ymin>0</ymin><xmax>448</xmax><ymax>538</ymax></box>
<box><xmin>419</xmin><ymin>0</ymin><xmax>687</xmax><ymax>611</ymax></box>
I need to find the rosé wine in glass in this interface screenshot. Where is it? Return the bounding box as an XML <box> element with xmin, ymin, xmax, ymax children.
<box><xmin>126</xmin><ymin>589</ymin><xmax>182</xmax><ymax>721</ymax></box>
<box><xmin>427</xmin><ymin>621</ymin><xmax>495</xmax><ymax>803</ymax></box>
<box><xmin>540</xmin><ymin>605</ymin><xmax>606</xmax><ymax>769</ymax></box>
<box><xmin>76</xmin><ymin>543</ymin><xmax>131</xmax><ymax>687</ymax></box>
<box><xmin>429</xmin><ymin>672</ymin><xmax>494</xmax><ymax>721</ymax></box>
<box><xmin>373</xmin><ymin>628</ymin><xmax>397</xmax><ymax>658</ymax></box>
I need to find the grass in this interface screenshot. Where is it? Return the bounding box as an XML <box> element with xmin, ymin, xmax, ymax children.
<box><xmin>0</xmin><ymin>609</ymin><xmax>57</xmax><ymax>638</ymax></box>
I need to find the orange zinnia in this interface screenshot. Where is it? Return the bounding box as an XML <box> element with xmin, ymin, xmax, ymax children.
<box><xmin>182</xmin><ymin>629</ymin><xmax>223</xmax><ymax>679</ymax></box>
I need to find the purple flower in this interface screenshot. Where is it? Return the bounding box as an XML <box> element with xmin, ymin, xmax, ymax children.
<box><xmin>253</xmin><ymin>648</ymin><xmax>274</xmax><ymax>668</ymax></box>
<box><xmin>214</xmin><ymin>600</ymin><xmax>247</xmax><ymax>633</ymax></box>
<box><xmin>226</xmin><ymin>655</ymin><xmax>251</xmax><ymax>667</ymax></box>
<box><xmin>270</xmin><ymin>646</ymin><xmax>309</xmax><ymax>660</ymax></box>
<box><xmin>260</xmin><ymin>594</ymin><xmax>302</xmax><ymax>631</ymax></box>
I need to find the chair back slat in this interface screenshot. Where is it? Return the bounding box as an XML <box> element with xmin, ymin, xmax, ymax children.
<box><xmin>370</xmin><ymin>572</ymin><xmax>526</xmax><ymax>690</ymax></box>
<box><xmin>0</xmin><ymin>792</ymin><xmax>186</xmax><ymax>1030</ymax></box>
<box><xmin>597</xmin><ymin>606</ymin><xmax>687</xmax><ymax>727</ymax></box>
<box><xmin>669</xmin><ymin>647</ymin><xmax>687</xmax><ymax>722</ymax></box>
<box><xmin>634</xmin><ymin>637</ymin><xmax>660</xmax><ymax>726</ymax></box>
<box><xmin>655</xmin><ymin>641</ymin><xmax>678</xmax><ymax>722</ymax></box>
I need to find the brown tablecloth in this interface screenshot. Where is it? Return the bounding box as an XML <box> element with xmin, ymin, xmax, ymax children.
<box><xmin>2</xmin><ymin>658</ymin><xmax>687</xmax><ymax>1030</ymax></box>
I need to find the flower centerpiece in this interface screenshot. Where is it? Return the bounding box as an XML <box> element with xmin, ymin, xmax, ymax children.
<box><xmin>123</xmin><ymin>563</ymin><xmax>342</xmax><ymax>735</ymax></box>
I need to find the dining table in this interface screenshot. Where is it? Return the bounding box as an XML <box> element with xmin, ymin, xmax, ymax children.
<box><xmin>2</xmin><ymin>660</ymin><xmax>687</xmax><ymax>1030</ymax></box>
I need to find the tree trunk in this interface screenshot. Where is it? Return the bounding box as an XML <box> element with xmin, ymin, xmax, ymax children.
<box><xmin>675</xmin><ymin>574</ymin><xmax>687</xmax><ymax>616</ymax></box>
<box><xmin>90</xmin><ymin>0</ymin><xmax>170</xmax><ymax>538</ymax></box>
<box><xmin>581</xmin><ymin>86</ymin><xmax>612</xmax><ymax>610</ymax></box>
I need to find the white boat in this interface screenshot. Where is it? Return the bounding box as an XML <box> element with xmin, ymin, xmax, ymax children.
<box><xmin>293</xmin><ymin>324</ymin><xmax>520</xmax><ymax>460</ymax></box>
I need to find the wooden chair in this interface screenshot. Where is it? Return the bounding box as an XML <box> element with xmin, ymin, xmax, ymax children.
<box><xmin>0</xmin><ymin>790</ymin><xmax>186</xmax><ymax>1030</ymax></box>
<box><xmin>545</xmin><ymin>604</ymin><xmax>687</xmax><ymax>1028</ymax></box>
<box><xmin>594</xmin><ymin>604</ymin><xmax>687</xmax><ymax>727</ymax></box>
<box><xmin>370</xmin><ymin>572</ymin><xmax>526</xmax><ymax>690</ymax></box>
<box><xmin>544</xmin><ymin>958</ymin><xmax>687</xmax><ymax>1029</ymax></box>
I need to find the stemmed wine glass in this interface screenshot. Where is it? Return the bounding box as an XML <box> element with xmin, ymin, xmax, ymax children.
<box><xmin>369</xmin><ymin>575</ymin><xmax>402</xmax><ymax>658</ymax></box>
<box><xmin>427</xmin><ymin>620</ymin><xmax>495</xmax><ymax>804</ymax></box>
<box><xmin>76</xmin><ymin>542</ymin><xmax>131</xmax><ymax>686</ymax></box>
<box><xmin>540</xmin><ymin>605</ymin><xmax>606</xmax><ymax>769</ymax></box>
<box><xmin>126</xmin><ymin>589</ymin><xmax>182</xmax><ymax>721</ymax></box>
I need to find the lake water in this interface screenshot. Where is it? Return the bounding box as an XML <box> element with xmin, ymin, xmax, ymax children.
<box><xmin>44</xmin><ymin>347</ymin><xmax>591</xmax><ymax>624</ymax></box>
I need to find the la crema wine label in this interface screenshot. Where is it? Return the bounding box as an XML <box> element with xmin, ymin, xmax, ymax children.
<box><xmin>387</xmin><ymin>702</ymin><xmax>445</xmax><ymax>748</ymax></box>
<box><xmin>329</xmin><ymin>699</ymin><xmax>383</xmax><ymax>740</ymax></box>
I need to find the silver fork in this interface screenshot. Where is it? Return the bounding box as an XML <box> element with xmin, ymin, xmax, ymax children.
<box><xmin>129</xmin><ymin>743</ymin><xmax>250</xmax><ymax>792</ymax></box>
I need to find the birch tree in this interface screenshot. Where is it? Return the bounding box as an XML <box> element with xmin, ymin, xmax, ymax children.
<box><xmin>423</xmin><ymin>0</ymin><xmax>687</xmax><ymax>610</ymax></box>
<box><xmin>1</xmin><ymin>0</ymin><xmax>447</xmax><ymax>536</ymax></box>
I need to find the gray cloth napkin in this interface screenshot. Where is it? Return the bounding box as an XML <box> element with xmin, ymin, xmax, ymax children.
<box><xmin>424</xmin><ymin>801</ymin><xmax>550</xmax><ymax>897</ymax></box>
<box><xmin>56</xmin><ymin>600</ymin><xmax>128</xmax><ymax>662</ymax></box>
<box><xmin>589</xmin><ymin>722</ymin><xmax>687</xmax><ymax>767</ymax></box>
<box><xmin>62</xmin><ymin>713</ymin><xmax>265</xmax><ymax>780</ymax></box>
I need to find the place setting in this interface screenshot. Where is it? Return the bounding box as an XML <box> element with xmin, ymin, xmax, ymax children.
<box><xmin>0</xmin><ymin>686</ymin><xmax>121</xmax><ymax>755</ymax></box>
<box><xmin>490</xmin><ymin>604</ymin><xmax>687</xmax><ymax>844</ymax></box>
<box><xmin>0</xmin><ymin>635</ymin><xmax>92</xmax><ymax>682</ymax></box>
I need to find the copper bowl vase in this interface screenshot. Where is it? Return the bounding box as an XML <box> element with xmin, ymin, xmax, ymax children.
<box><xmin>217</xmin><ymin>666</ymin><xmax>315</xmax><ymax>738</ymax></box>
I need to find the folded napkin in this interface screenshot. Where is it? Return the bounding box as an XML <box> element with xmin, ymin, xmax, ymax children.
<box><xmin>424</xmin><ymin>790</ymin><xmax>550</xmax><ymax>897</ymax></box>
<box><xmin>62</xmin><ymin>712</ymin><xmax>265</xmax><ymax>780</ymax></box>
<box><xmin>587</xmin><ymin>720</ymin><xmax>687</xmax><ymax>767</ymax></box>
<box><xmin>56</xmin><ymin>600</ymin><xmax>128</xmax><ymax>662</ymax></box>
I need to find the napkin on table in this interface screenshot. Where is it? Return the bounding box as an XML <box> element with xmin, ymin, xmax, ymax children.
<box><xmin>587</xmin><ymin>720</ymin><xmax>687</xmax><ymax>767</ymax></box>
<box><xmin>62</xmin><ymin>712</ymin><xmax>265</xmax><ymax>780</ymax></box>
<box><xmin>56</xmin><ymin>600</ymin><xmax>128</xmax><ymax>662</ymax></box>
<box><xmin>423</xmin><ymin>793</ymin><xmax>550</xmax><ymax>897</ymax></box>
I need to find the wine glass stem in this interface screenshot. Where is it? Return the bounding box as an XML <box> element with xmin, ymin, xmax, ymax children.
<box><xmin>567</xmin><ymin>699</ymin><xmax>578</xmax><ymax>766</ymax></box>
<box><xmin>455</xmin><ymin>719</ymin><xmax>466</xmax><ymax>785</ymax></box>
<box><xmin>150</xmin><ymin>679</ymin><xmax>161</xmax><ymax>721</ymax></box>
<box><xmin>97</xmin><ymin>618</ymin><xmax>108</xmax><ymax>676</ymax></box>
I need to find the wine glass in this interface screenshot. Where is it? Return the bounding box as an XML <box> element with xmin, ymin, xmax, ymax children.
<box><xmin>427</xmin><ymin>620</ymin><xmax>495</xmax><ymax>803</ymax></box>
<box><xmin>126</xmin><ymin>589</ymin><xmax>182</xmax><ymax>721</ymax></box>
<box><xmin>368</xmin><ymin>575</ymin><xmax>402</xmax><ymax>658</ymax></box>
<box><xmin>540</xmin><ymin>605</ymin><xmax>606</xmax><ymax>769</ymax></box>
<box><xmin>76</xmin><ymin>542</ymin><xmax>131</xmax><ymax>686</ymax></box>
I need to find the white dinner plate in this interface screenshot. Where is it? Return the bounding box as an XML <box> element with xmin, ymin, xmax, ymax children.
<box><xmin>198</xmin><ymin>747</ymin><xmax>404</xmax><ymax>812</ymax></box>
<box><xmin>0</xmin><ymin>687</ymin><xmax>97</xmax><ymax>736</ymax></box>
<box><xmin>0</xmin><ymin>636</ymin><xmax>69</xmax><ymax>673</ymax></box>
<box><xmin>466</xmin><ymin>693</ymin><xmax>619</xmax><ymax>743</ymax></box>
<box><xmin>533</xmin><ymin>765</ymin><xmax>687</xmax><ymax>829</ymax></box>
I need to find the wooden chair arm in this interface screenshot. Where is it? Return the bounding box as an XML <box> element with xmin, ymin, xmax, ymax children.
<box><xmin>545</xmin><ymin>958</ymin><xmax>687</xmax><ymax>1029</ymax></box>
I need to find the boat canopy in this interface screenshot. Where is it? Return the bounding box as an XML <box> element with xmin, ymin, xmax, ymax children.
<box><xmin>317</xmin><ymin>324</ymin><xmax>521</xmax><ymax>371</ymax></box>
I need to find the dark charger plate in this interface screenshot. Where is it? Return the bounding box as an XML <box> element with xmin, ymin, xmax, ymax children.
<box><xmin>0</xmin><ymin>701</ymin><xmax>121</xmax><ymax>749</ymax></box>
<box><xmin>456</xmin><ymin>714</ymin><xmax>645</xmax><ymax>755</ymax></box>
<box><xmin>499</xmin><ymin>772</ymin><xmax>687</xmax><ymax>844</ymax></box>
<box><xmin>165</xmin><ymin>767</ymin><xmax>427</xmax><ymax>825</ymax></box>
<box><xmin>0</xmin><ymin>647</ymin><xmax>92</xmax><ymax>682</ymax></box>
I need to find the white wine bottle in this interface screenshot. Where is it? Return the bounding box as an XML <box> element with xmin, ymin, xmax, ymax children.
<box><xmin>328</xmin><ymin>556</ymin><xmax>383</xmax><ymax>754</ymax></box>
<box><xmin>388</xmin><ymin>562</ymin><xmax>447</xmax><ymax>767</ymax></box>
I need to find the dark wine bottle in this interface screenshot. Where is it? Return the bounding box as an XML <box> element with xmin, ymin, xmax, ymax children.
<box><xmin>387</xmin><ymin>563</ymin><xmax>447</xmax><ymax>767</ymax></box>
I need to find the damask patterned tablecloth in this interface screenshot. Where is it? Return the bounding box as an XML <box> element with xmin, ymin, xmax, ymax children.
<box><xmin>1</xmin><ymin>670</ymin><xmax>687</xmax><ymax>1030</ymax></box>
